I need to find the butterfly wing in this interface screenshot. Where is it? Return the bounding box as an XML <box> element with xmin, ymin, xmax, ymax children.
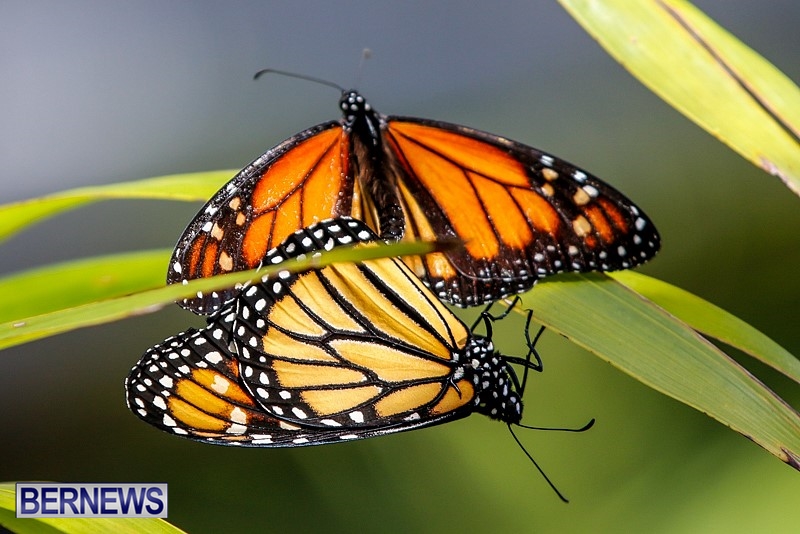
<box><xmin>168</xmin><ymin>121</ymin><xmax>376</xmax><ymax>315</ymax></box>
<box><xmin>128</xmin><ymin>218</ymin><xmax>480</xmax><ymax>446</ymax></box>
<box><xmin>233</xmin><ymin>218</ymin><xmax>478</xmax><ymax>435</ymax></box>
<box><xmin>125</xmin><ymin>308</ymin><xmax>466</xmax><ymax>447</ymax></box>
<box><xmin>382</xmin><ymin>118</ymin><xmax>661</xmax><ymax>306</ymax></box>
<box><xmin>125</xmin><ymin>316</ymin><xmax>288</xmax><ymax>446</ymax></box>
<box><xmin>169</xmin><ymin>92</ymin><xmax>659</xmax><ymax>312</ymax></box>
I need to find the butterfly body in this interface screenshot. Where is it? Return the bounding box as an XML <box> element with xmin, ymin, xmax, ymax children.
<box><xmin>128</xmin><ymin>218</ymin><xmax>525</xmax><ymax>447</ymax></box>
<box><xmin>169</xmin><ymin>91</ymin><xmax>660</xmax><ymax>314</ymax></box>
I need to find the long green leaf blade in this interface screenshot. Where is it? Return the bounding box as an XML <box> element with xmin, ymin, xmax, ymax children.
<box><xmin>0</xmin><ymin>171</ymin><xmax>232</xmax><ymax>243</ymax></box>
<box><xmin>0</xmin><ymin>250</ymin><xmax>168</xmax><ymax>323</ymax></box>
<box><xmin>559</xmin><ymin>0</ymin><xmax>800</xmax><ymax>195</ymax></box>
<box><xmin>526</xmin><ymin>273</ymin><xmax>800</xmax><ymax>469</ymax></box>
<box><xmin>0</xmin><ymin>240</ymin><xmax>440</xmax><ymax>351</ymax></box>
<box><xmin>611</xmin><ymin>271</ymin><xmax>800</xmax><ymax>384</ymax></box>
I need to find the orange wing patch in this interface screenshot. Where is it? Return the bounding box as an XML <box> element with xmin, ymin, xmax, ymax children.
<box><xmin>251</xmin><ymin>128</ymin><xmax>343</xmax><ymax>210</ymax></box>
<box><xmin>388</xmin><ymin>122</ymin><xmax>553</xmax><ymax>258</ymax></box>
<box><xmin>431</xmin><ymin>380</ymin><xmax>474</xmax><ymax>415</ymax></box>
<box><xmin>513</xmin><ymin>188</ymin><xmax>562</xmax><ymax>236</ymax></box>
<box><xmin>329</xmin><ymin>339</ymin><xmax>451</xmax><ymax>382</ymax></box>
<box><xmin>375</xmin><ymin>382</ymin><xmax>443</xmax><ymax>417</ymax></box>
<box><xmin>389</xmin><ymin>122</ymin><xmax>527</xmax><ymax>184</ymax></box>
<box><xmin>582</xmin><ymin>205</ymin><xmax>614</xmax><ymax>244</ymax></box>
<box><xmin>301</xmin><ymin>385</ymin><xmax>381</xmax><ymax>417</ymax></box>
<box><xmin>242</xmin><ymin>127</ymin><xmax>349</xmax><ymax>267</ymax></box>
<box><xmin>388</xmin><ymin>132</ymin><xmax>497</xmax><ymax>257</ymax></box>
<box><xmin>323</xmin><ymin>262</ymin><xmax>454</xmax><ymax>359</ymax></box>
<box><xmin>242</xmin><ymin>213</ymin><xmax>275</xmax><ymax>266</ymax></box>
<box><xmin>188</xmin><ymin>368</ymin><xmax>257</xmax><ymax>407</ymax></box>
<box><xmin>167</xmin><ymin>395</ymin><xmax>228</xmax><ymax>433</ymax></box>
<box><xmin>269</xmin><ymin>191</ymin><xmax>303</xmax><ymax>246</ymax></box>
<box><xmin>471</xmin><ymin>175</ymin><xmax>532</xmax><ymax>251</ymax></box>
<box><xmin>597</xmin><ymin>198</ymin><xmax>630</xmax><ymax>233</ymax></box>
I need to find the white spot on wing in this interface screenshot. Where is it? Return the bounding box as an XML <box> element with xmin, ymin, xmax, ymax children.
<box><xmin>230</xmin><ymin>407</ymin><xmax>247</xmax><ymax>424</ymax></box>
<box><xmin>349</xmin><ymin>411</ymin><xmax>364</xmax><ymax>423</ymax></box>
<box><xmin>205</xmin><ymin>351</ymin><xmax>223</xmax><ymax>364</ymax></box>
<box><xmin>227</xmin><ymin>423</ymin><xmax>247</xmax><ymax>435</ymax></box>
<box><xmin>211</xmin><ymin>375</ymin><xmax>230</xmax><ymax>394</ymax></box>
<box><xmin>153</xmin><ymin>396</ymin><xmax>167</xmax><ymax>410</ymax></box>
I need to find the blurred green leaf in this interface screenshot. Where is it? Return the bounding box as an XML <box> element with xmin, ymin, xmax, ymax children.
<box><xmin>559</xmin><ymin>0</ymin><xmax>800</xmax><ymax>195</ymax></box>
<box><xmin>0</xmin><ymin>240</ymin><xmax>441</xmax><ymax>351</ymax></box>
<box><xmin>0</xmin><ymin>250</ymin><xmax>168</xmax><ymax>323</ymax></box>
<box><xmin>0</xmin><ymin>171</ymin><xmax>232</xmax><ymax>244</ymax></box>
<box><xmin>612</xmin><ymin>271</ymin><xmax>800</xmax><ymax>384</ymax></box>
<box><xmin>526</xmin><ymin>273</ymin><xmax>800</xmax><ymax>470</ymax></box>
<box><xmin>0</xmin><ymin>483</ymin><xmax>185</xmax><ymax>534</ymax></box>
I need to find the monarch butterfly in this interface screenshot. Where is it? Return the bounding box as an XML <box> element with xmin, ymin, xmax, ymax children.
<box><xmin>127</xmin><ymin>218</ymin><xmax>543</xmax><ymax>448</ymax></box>
<box><xmin>168</xmin><ymin>81</ymin><xmax>660</xmax><ymax>314</ymax></box>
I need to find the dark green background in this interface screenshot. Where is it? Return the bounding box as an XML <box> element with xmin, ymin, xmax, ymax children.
<box><xmin>2</xmin><ymin>2</ymin><xmax>798</xmax><ymax>532</ymax></box>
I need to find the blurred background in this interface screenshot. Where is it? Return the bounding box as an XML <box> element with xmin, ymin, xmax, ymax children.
<box><xmin>1</xmin><ymin>1</ymin><xmax>799</xmax><ymax>532</ymax></box>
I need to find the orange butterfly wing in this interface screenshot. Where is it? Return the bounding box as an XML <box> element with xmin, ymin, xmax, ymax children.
<box><xmin>125</xmin><ymin>320</ymin><xmax>287</xmax><ymax>445</ymax></box>
<box><xmin>129</xmin><ymin>219</ymin><xmax>522</xmax><ymax>447</ymax></box>
<box><xmin>168</xmin><ymin>122</ymin><xmax>369</xmax><ymax>313</ymax></box>
<box><xmin>383</xmin><ymin>119</ymin><xmax>660</xmax><ymax>306</ymax></box>
<box><xmin>168</xmin><ymin>90</ymin><xmax>660</xmax><ymax>312</ymax></box>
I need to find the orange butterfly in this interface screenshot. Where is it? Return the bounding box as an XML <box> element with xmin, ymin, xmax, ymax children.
<box><xmin>169</xmin><ymin>81</ymin><xmax>660</xmax><ymax>313</ymax></box>
<box><xmin>130</xmin><ymin>218</ymin><xmax>541</xmax><ymax>447</ymax></box>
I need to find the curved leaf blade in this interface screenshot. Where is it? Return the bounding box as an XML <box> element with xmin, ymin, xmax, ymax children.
<box><xmin>0</xmin><ymin>240</ymin><xmax>441</xmax><ymax>351</ymax></box>
<box><xmin>611</xmin><ymin>271</ymin><xmax>800</xmax><ymax>384</ymax></box>
<box><xmin>0</xmin><ymin>171</ymin><xmax>232</xmax><ymax>244</ymax></box>
<box><xmin>525</xmin><ymin>273</ymin><xmax>800</xmax><ymax>469</ymax></box>
<box><xmin>0</xmin><ymin>250</ymin><xmax>168</xmax><ymax>323</ymax></box>
<box><xmin>559</xmin><ymin>0</ymin><xmax>800</xmax><ymax>195</ymax></box>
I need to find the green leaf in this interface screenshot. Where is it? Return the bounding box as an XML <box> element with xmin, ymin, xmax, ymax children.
<box><xmin>611</xmin><ymin>271</ymin><xmax>800</xmax><ymax>385</ymax></box>
<box><xmin>0</xmin><ymin>171</ymin><xmax>233</xmax><ymax>244</ymax></box>
<box><xmin>525</xmin><ymin>273</ymin><xmax>800</xmax><ymax>470</ymax></box>
<box><xmin>0</xmin><ymin>240</ymin><xmax>441</xmax><ymax>351</ymax></box>
<box><xmin>0</xmin><ymin>483</ymin><xmax>185</xmax><ymax>534</ymax></box>
<box><xmin>558</xmin><ymin>0</ymin><xmax>800</xmax><ymax>195</ymax></box>
<box><xmin>0</xmin><ymin>250</ymin><xmax>168</xmax><ymax>323</ymax></box>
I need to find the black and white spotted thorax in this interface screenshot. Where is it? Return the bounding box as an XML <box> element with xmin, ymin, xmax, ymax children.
<box><xmin>339</xmin><ymin>90</ymin><xmax>373</xmax><ymax>123</ymax></box>
<box><xmin>465</xmin><ymin>337</ymin><xmax>524</xmax><ymax>425</ymax></box>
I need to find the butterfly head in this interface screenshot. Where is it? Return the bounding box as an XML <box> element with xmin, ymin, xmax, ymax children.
<box><xmin>468</xmin><ymin>337</ymin><xmax>524</xmax><ymax>425</ymax></box>
<box><xmin>339</xmin><ymin>90</ymin><xmax>372</xmax><ymax>122</ymax></box>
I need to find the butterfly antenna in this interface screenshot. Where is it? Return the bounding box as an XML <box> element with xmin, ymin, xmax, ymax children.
<box><xmin>253</xmin><ymin>68</ymin><xmax>344</xmax><ymax>92</ymax></box>
<box><xmin>353</xmin><ymin>48</ymin><xmax>372</xmax><ymax>89</ymax></box>
<box><xmin>517</xmin><ymin>418</ymin><xmax>596</xmax><ymax>433</ymax></box>
<box><xmin>508</xmin><ymin>424</ymin><xmax>569</xmax><ymax>503</ymax></box>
